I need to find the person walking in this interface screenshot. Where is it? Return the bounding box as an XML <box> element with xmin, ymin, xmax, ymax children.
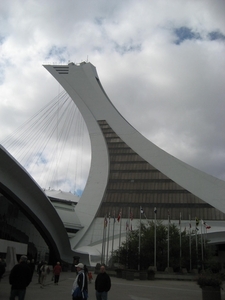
<box><xmin>53</xmin><ymin>261</ymin><xmax>62</xmax><ymax>285</ymax></box>
<box><xmin>39</xmin><ymin>261</ymin><xmax>50</xmax><ymax>288</ymax></box>
<box><xmin>95</xmin><ymin>265</ymin><xmax>111</xmax><ymax>300</ymax></box>
<box><xmin>9</xmin><ymin>255</ymin><xmax>32</xmax><ymax>300</ymax></box>
<box><xmin>71</xmin><ymin>263</ymin><xmax>88</xmax><ymax>300</ymax></box>
<box><xmin>37</xmin><ymin>261</ymin><xmax>43</xmax><ymax>284</ymax></box>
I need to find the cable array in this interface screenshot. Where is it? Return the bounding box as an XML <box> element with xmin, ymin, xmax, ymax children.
<box><xmin>1</xmin><ymin>90</ymin><xmax>91</xmax><ymax>195</ymax></box>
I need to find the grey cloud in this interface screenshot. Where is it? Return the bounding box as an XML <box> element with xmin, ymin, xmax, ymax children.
<box><xmin>0</xmin><ymin>0</ymin><xmax>225</xmax><ymax>194</ymax></box>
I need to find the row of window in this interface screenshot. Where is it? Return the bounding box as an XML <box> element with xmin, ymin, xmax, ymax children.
<box><xmin>107</xmin><ymin>182</ymin><xmax>183</xmax><ymax>190</ymax></box>
<box><xmin>103</xmin><ymin>192</ymin><xmax>205</xmax><ymax>203</ymax></box>
<box><xmin>110</xmin><ymin>163</ymin><xmax>161</xmax><ymax>170</ymax></box>
<box><xmin>109</xmin><ymin>174</ymin><xmax>169</xmax><ymax>180</ymax></box>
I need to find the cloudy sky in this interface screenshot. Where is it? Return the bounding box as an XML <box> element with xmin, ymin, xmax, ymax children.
<box><xmin>0</xmin><ymin>0</ymin><xmax>225</xmax><ymax>195</ymax></box>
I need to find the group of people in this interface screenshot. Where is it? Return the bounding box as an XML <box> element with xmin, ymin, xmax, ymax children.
<box><xmin>37</xmin><ymin>260</ymin><xmax>62</xmax><ymax>287</ymax></box>
<box><xmin>72</xmin><ymin>263</ymin><xmax>111</xmax><ymax>300</ymax></box>
<box><xmin>8</xmin><ymin>256</ymin><xmax>63</xmax><ymax>299</ymax></box>
<box><xmin>7</xmin><ymin>255</ymin><xmax>111</xmax><ymax>300</ymax></box>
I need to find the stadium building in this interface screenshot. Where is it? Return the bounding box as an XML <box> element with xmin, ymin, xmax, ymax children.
<box><xmin>1</xmin><ymin>62</ymin><xmax>225</xmax><ymax>268</ymax></box>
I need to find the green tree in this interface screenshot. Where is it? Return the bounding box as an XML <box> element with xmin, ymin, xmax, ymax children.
<box><xmin>112</xmin><ymin>221</ymin><xmax>211</xmax><ymax>271</ymax></box>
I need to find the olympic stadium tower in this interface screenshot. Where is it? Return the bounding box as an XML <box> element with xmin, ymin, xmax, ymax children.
<box><xmin>43</xmin><ymin>62</ymin><xmax>225</xmax><ymax>266</ymax></box>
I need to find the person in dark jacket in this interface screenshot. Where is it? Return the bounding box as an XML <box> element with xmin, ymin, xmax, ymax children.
<box><xmin>95</xmin><ymin>265</ymin><xmax>111</xmax><ymax>300</ymax></box>
<box><xmin>9</xmin><ymin>255</ymin><xmax>31</xmax><ymax>300</ymax></box>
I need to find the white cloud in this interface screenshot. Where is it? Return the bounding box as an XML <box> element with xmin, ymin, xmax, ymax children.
<box><xmin>0</xmin><ymin>0</ymin><xmax>225</xmax><ymax>193</ymax></box>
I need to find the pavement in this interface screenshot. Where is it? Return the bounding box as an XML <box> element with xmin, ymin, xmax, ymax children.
<box><xmin>1</xmin><ymin>270</ymin><xmax>225</xmax><ymax>300</ymax></box>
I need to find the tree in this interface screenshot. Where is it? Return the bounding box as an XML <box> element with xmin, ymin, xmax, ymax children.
<box><xmin>112</xmin><ymin>221</ymin><xmax>212</xmax><ymax>271</ymax></box>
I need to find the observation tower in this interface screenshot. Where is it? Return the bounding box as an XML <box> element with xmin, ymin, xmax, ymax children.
<box><xmin>44</xmin><ymin>62</ymin><xmax>225</xmax><ymax>261</ymax></box>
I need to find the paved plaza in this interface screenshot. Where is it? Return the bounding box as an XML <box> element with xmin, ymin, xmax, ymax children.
<box><xmin>1</xmin><ymin>271</ymin><xmax>225</xmax><ymax>300</ymax></box>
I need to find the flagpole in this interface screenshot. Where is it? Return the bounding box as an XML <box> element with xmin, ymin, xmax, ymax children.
<box><xmin>167</xmin><ymin>210</ymin><xmax>170</xmax><ymax>269</ymax></box>
<box><xmin>111</xmin><ymin>211</ymin><xmax>115</xmax><ymax>267</ymax></box>
<box><xmin>195</xmin><ymin>217</ymin><xmax>199</xmax><ymax>266</ymax></box>
<box><xmin>119</xmin><ymin>210</ymin><xmax>122</xmax><ymax>248</ymax></box>
<box><xmin>130</xmin><ymin>209</ymin><xmax>133</xmax><ymax>231</ymax></box>
<box><xmin>128</xmin><ymin>207</ymin><xmax>131</xmax><ymax>232</ymax></box>
<box><xmin>104</xmin><ymin>224</ymin><xmax>107</xmax><ymax>264</ymax></box>
<box><xmin>126</xmin><ymin>207</ymin><xmax>130</xmax><ymax>269</ymax></box>
<box><xmin>154</xmin><ymin>207</ymin><xmax>157</xmax><ymax>269</ymax></box>
<box><xmin>102</xmin><ymin>216</ymin><xmax>107</xmax><ymax>264</ymax></box>
<box><xmin>106</xmin><ymin>213</ymin><xmax>111</xmax><ymax>266</ymax></box>
<box><xmin>189</xmin><ymin>214</ymin><xmax>192</xmax><ymax>271</ymax></box>
<box><xmin>179</xmin><ymin>212</ymin><xmax>182</xmax><ymax>270</ymax></box>
<box><xmin>203</xmin><ymin>223</ymin><xmax>206</xmax><ymax>248</ymax></box>
<box><xmin>101</xmin><ymin>218</ymin><xmax>105</xmax><ymax>264</ymax></box>
<box><xmin>205</xmin><ymin>225</ymin><xmax>207</xmax><ymax>247</ymax></box>
<box><xmin>201</xmin><ymin>220</ymin><xmax>204</xmax><ymax>270</ymax></box>
<box><xmin>204</xmin><ymin>225</ymin><xmax>206</xmax><ymax>248</ymax></box>
<box><xmin>138</xmin><ymin>206</ymin><xmax>141</xmax><ymax>271</ymax></box>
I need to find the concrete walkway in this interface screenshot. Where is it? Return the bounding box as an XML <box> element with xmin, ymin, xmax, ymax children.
<box><xmin>1</xmin><ymin>271</ymin><xmax>224</xmax><ymax>300</ymax></box>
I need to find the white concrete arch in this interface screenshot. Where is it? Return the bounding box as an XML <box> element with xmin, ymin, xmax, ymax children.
<box><xmin>44</xmin><ymin>63</ymin><xmax>110</xmax><ymax>249</ymax></box>
<box><xmin>0</xmin><ymin>145</ymin><xmax>73</xmax><ymax>262</ymax></box>
<box><xmin>44</xmin><ymin>62</ymin><xmax>225</xmax><ymax>251</ymax></box>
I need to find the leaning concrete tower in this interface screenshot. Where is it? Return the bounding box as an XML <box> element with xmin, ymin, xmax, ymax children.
<box><xmin>44</xmin><ymin>62</ymin><xmax>225</xmax><ymax>252</ymax></box>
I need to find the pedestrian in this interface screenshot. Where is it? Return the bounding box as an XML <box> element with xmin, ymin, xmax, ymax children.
<box><xmin>95</xmin><ymin>265</ymin><xmax>111</xmax><ymax>300</ymax></box>
<box><xmin>71</xmin><ymin>263</ymin><xmax>88</xmax><ymax>300</ymax></box>
<box><xmin>39</xmin><ymin>261</ymin><xmax>50</xmax><ymax>288</ymax></box>
<box><xmin>37</xmin><ymin>261</ymin><xmax>43</xmax><ymax>284</ymax></box>
<box><xmin>9</xmin><ymin>255</ymin><xmax>31</xmax><ymax>300</ymax></box>
<box><xmin>88</xmin><ymin>271</ymin><xmax>93</xmax><ymax>284</ymax></box>
<box><xmin>53</xmin><ymin>261</ymin><xmax>62</xmax><ymax>285</ymax></box>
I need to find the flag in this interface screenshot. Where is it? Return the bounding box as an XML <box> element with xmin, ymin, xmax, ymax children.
<box><xmin>140</xmin><ymin>206</ymin><xmax>147</xmax><ymax>219</ymax></box>
<box><xmin>203</xmin><ymin>221</ymin><xmax>211</xmax><ymax>229</ymax></box>
<box><xmin>117</xmin><ymin>211</ymin><xmax>121</xmax><ymax>222</ymax></box>
<box><xmin>195</xmin><ymin>217</ymin><xmax>199</xmax><ymax>227</ymax></box>
<box><xmin>154</xmin><ymin>207</ymin><xmax>157</xmax><ymax>214</ymax></box>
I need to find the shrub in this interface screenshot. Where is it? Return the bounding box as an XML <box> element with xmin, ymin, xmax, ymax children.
<box><xmin>197</xmin><ymin>271</ymin><xmax>223</xmax><ymax>288</ymax></box>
